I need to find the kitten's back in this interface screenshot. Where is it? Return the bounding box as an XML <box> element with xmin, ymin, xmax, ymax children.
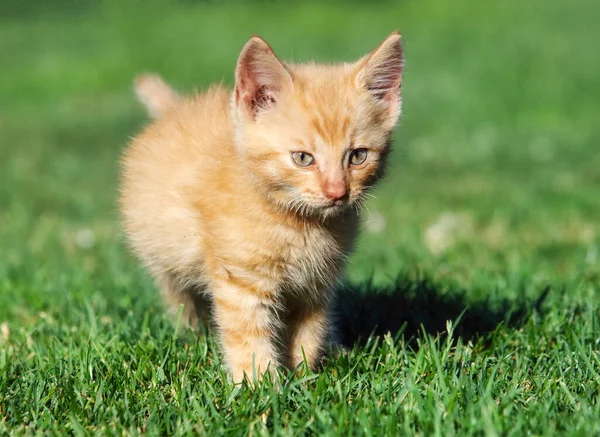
<box><xmin>120</xmin><ymin>85</ymin><xmax>238</xmax><ymax>280</ymax></box>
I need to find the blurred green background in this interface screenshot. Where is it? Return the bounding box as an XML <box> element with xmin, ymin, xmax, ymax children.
<box><xmin>1</xmin><ymin>0</ymin><xmax>598</xmax><ymax>295</ymax></box>
<box><xmin>0</xmin><ymin>0</ymin><xmax>598</xmax><ymax>434</ymax></box>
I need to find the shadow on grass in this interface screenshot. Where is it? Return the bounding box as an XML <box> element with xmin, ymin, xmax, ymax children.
<box><xmin>333</xmin><ymin>275</ymin><xmax>550</xmax><ymax>348</ymax></box>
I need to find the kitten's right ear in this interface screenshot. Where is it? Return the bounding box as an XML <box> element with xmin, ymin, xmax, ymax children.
<box><xmin>234</xmin><ymin>36</ymin><xmax>293</xmax><ymax>119</ymax></box>
<box><xmin>355</xmin><ymin>32</ymin><xmax>404</xmax><ymax>129</ymax></box>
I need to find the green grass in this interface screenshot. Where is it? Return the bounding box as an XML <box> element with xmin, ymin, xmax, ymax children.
<box><xmin>1</xmin><ymin>0</ymin><xmax>599</xmax><ymax>435</ymax></box>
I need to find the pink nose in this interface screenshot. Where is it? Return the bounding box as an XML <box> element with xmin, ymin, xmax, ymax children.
<box><xmin>323</xmin><ymin>184</ymin><xmax>347</xmax><ymax>201</ymax></box>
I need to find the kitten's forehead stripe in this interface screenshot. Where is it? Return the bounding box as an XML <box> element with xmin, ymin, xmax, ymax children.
<box><xmin>293</xmin><ymin>71</ymin><xmax>356</xmax><ymax>147</ymax></box>
<box><xmin>253</xmin><ymin>151</ymin><xmax>280</xmax><ymax>165</ymax></box>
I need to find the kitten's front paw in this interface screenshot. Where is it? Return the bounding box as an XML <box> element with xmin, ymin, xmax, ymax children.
<box><xmin>230</xmin><ymin>362</ymin><xmax>278</xmax><ymax>387</ymax></box>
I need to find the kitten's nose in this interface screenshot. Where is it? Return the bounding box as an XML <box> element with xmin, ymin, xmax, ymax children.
<box><xmin>323</xmin><ymin>183</ymin><xmax>347</xmax><ymax>201</ymax></box>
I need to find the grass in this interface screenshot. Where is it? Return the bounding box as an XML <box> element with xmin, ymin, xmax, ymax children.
<box><xmin>1</xmin><ymin>0</ymin><xmax>599</xmax><ymax>435</ymax></box>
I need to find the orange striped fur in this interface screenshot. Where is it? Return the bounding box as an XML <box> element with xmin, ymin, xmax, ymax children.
<box><xmin>120</xmin><ymin>33</ymin><xmax>404</xmax><ymax>383</ymax></box>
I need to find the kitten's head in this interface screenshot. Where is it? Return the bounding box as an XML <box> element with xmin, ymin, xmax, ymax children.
<box><xmin>231</xmin><ymin>33</ymin><xmax>404</xmax><ymax>219</ymax></box>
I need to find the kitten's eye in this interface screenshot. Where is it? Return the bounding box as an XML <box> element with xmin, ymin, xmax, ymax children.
<box><xmin>350</xmin><ymin>148</ymin><xmax>368</xmax><ymax>166</ymax></box>
<box><xmin>291</xmin><ymin>151</ymin><xmax>315</xmax><ymax>167</ymax></box>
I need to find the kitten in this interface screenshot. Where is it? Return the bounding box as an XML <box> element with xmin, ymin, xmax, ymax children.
<box><xmin>120</xmin><ymin>33</ymin><xmax>404</xmax><ymax>383</ymax></box>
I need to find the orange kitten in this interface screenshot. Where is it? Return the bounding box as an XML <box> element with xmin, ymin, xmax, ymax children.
<box><xmin>120</xmin><ymin>33</ymin><xmax>404</xmax><ymax>383</ymax></box>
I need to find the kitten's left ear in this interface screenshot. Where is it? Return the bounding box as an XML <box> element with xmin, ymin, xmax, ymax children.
<box><xmin>234</xmin><ymin>35</ymin><xmax>293</xmax><ymax>119</ymax></box>
<box><xmin>355</xmin><ymin>32</ymin><xmax>404</xmax><ymax>127</ymax></box>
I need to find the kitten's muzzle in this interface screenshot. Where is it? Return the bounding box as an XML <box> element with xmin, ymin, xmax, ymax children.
<box><xmin>322</xmin><ymin>184</ymin><xmax>347</xmax><ymax>202</ymax></box>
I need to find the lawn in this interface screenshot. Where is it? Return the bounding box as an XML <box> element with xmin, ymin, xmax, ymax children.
<box><xmin>1</xmin><ymin>0</ymin><xmax>599</xmax><ymax>435</ymax></box>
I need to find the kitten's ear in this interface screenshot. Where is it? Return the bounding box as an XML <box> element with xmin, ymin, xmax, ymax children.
<box><xmin>355</xmin><ymin>32</ymin><xmax>404</xmax><ymax>126</ymax></box>
<box><xmin>234</xmin><ymin>35</ymin><xmax>293</xmax><ymax>119</ymax></box>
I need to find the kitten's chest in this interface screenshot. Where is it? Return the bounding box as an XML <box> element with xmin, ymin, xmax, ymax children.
<box><xmin>214</xmin><ymin>209</ymin><xmax>358</xmax><ymax>296</ymax></box>
<box><xmin>275</xmin><ymin>226</ymin><xmax>339</xmax><ymax>293</ymax></box>
<box><xmin>273</xmin><ymin>215</ymin><xmax>358</xmax><ymax>295</ymax></box>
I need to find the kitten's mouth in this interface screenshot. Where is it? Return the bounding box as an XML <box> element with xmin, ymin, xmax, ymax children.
<box><xmin>282</xmin><ymin>195</ymin><xmax>349</xmax><ymax>218</ymax></box>
<box><xmin>320</xmin><ymin>199</ymin><xmax>350</xmax><ymax>214</ymax></box>
<box><xmin>324</xmin><ymin>200</ymin><xmax>344</xmax><ymax>208</ymax></box>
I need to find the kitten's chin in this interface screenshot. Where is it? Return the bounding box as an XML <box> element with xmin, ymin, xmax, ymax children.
<box><xmin>275</xmin><ymin>192</ymin><xmax>355</xmax><ymax>221</ymax></box>
<box><xmin>318</xmin><ymin>204</ymin><xmax>347</xmax><ymax>220</ymax></box>
<box><xmin>295</xmin><ymin>201</ymin><xmax>351</xmax><ymax>221</ymax></box>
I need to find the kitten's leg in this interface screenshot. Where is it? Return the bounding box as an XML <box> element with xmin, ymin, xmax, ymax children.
<box><xmin>287</xmin><ymin>303</ymin><xmax>331</xmax><ymax>371</ymax></box>
<box><xmin>211</xmin><ymin>279</ymin><xmax>281</xmax><ymax>383</ymax></box>
<box><xmin>159</xmin><ymin>277</ymin><xmax>210</xmax><ymax>331</ymax></box>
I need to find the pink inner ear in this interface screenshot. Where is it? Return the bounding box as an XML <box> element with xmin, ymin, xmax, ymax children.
<box><xmin>238</xmin><ymin>85</ymin><xmax>277</xmax><ymax>118</ymax></box>
<box><xmin>252</xmin><ymin>86</ymin><xmax>276</xmax><ymax>110</ymax></box>
<box><xmin>357</xmin><ymin>34</ymin><xmax>404</xmax><ymax>117</ymax></box>
<box><xmin>235</xmin><ymin>37</ymin><xmax>292</xmax><ymax>119</ymax></box>
<box><xmin>369</xmin><ymin>71</ymin><xmax>400</xmax><ymax>100</ymax></box>
<box><xmin>366</xmin><ymin>58</ymin><xmax>402</xmax><ymax>102</ymax></box>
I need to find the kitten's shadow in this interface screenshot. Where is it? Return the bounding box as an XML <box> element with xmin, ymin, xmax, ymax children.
<box><xmin>333</xmin><ymin>275</ymin><xmax>549</xmax><ymax>348</ymax></box>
